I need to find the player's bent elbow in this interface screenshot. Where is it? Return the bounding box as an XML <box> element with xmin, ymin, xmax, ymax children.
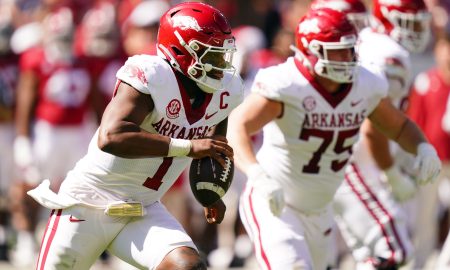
<box><xmin>97</xmin><ymin>127</ymin><xmax>117</xmax><ymax>154</ymax></box>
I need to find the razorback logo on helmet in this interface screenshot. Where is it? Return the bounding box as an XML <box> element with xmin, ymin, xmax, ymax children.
<box><xmin>172</xmin><ymin>16</ymin><xmax>202</xmax><ymax>32</ymax></box>
<box><xmin>166</xmin><ymin>99</ymin><xmax>181</xmax><ymax>119</ymax></box>
<box><xmin>299</xmin><ymin>18</ymin><xmax>321</xmax><ymax>34</ymax></box>
<box><xmin>378</xmin><ymin>0</ymin><xmax>402</xmax><ymax>6</ymax></box>
<box><xmin>303</xmin><ymin>96</ymin><xmax>317</xmax><ymax>112</ymax></box>
<box><xmin>123</xmin><ymin>65</ymin><xmax>148</xmax><ymax>85</ymax></box>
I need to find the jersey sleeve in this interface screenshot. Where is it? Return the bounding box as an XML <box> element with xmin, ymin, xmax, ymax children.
<box><xmin>116</xmin><ymin>55</ymin><xmax>154</xmax><ymax>94</ymax></box>
<box><xmin>19</xmin><ymin>48</ymin><xmax>41</xmax><ymax>73</ymax></box>
<box><xmin>251</xmin><ymin>65</ymin><xmax>290</xmax><ymax>102</ymax></box>
<box><xmin>364</xmin><ymin>66</ymin><xmax>389</xmax><ymax>114</ymax></box>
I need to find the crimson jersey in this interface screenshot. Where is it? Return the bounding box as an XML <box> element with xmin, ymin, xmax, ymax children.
<box><xmin>19</xmin><ymin>47</ymin><xmax>92</xmax><ymax>125</ymax></box>
<box><xmin>58</xmin><ymin>55</ymin><xmax>244</xmax><ymax>206</ymax></box>
<box><xmin>408</xmin><ymin>69</ymin><xmax>450</xmax><ymax>161</ymax></box>
<box><xmin>0</xmin><ymin>54</ymin><xmax>18</xmax><ymax>123</ymax></box>
<box><xmin>253</xmin><ymin>57</ymin><xmax>388</xmax><ymax>212</ymax></box>
<box><xmin>84</xmin><ymin>56</ymin><xmax>125</xmax><ymax>103</ymax></box>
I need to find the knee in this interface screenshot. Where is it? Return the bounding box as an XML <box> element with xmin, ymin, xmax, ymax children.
<box><xmin>157</xmin><ymin>247</ymin><xmax>206</xmax><ymax>270</ymax></box>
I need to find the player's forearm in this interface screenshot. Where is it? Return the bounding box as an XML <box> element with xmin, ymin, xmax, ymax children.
<box><xmin>15</xmin><ymin>93</ymin><xmax>36</xmax><ymax>137</ymax></box>
<box><xmin>227</xmin><ymin>124</ymin><xmax>258</xmax><ymax>174</ymax></box>
<box><xmin>364</xmin><ymin>121</ymin><xmax>394</xmax><ymax>170</ymax></box>
<box><xmin>393</xmin><ymin>118</ymin><xmax>427</xmax><ymax>155</ymax></box>
<box><xmin>15</xmin><ymin>107</ymin><xmax>33</xmax><ymax>137</ymax></box>
<box><xmin>98</xmin><ymin>121</ymin><xmax>171</xmax><ymax>158</ymax></box>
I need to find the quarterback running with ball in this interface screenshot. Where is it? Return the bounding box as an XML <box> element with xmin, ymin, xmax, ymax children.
<box><xmin>27</xmin><ymin>2</ymin><xmax>243</xmax><ymax>269</ymax></box>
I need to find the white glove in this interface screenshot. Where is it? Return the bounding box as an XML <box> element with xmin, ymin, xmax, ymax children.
<box><xmin>13</xmin><ymin>136</ymin><xmax>41</xmax><ymax>185</ymax></box>
<box><xmin>414</xmin><ymin>143</ymin><xmax>441</xmax><ymax>185</ymax></box>
<box><xmin>247</xmin><ymin>164</ymin><xmax>285</xmax><ymax>217</ymax></box>
<box><xmin>382</xmin><ymin>166</ymin><xmax>416</xmax><ymax>202</ymax></box>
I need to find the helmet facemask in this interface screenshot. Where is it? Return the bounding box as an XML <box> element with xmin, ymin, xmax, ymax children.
<box><xmin>381</xmin><ymin>7</ymin><xmax>431</xmax><ymax>52</ymax></box>
<box><xmin>174</xmin><ymin>31</ymin><xmax>236</xmax><ymax>93</ymax></box>
<box><xmin>307</xmin><ymin>34</ymin><xmax>358</xmax><ymax>83</ymax></box>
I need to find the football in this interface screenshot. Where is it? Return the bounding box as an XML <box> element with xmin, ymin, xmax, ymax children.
<box><xmin>189</xmin><ymin>155</ymin><xmax>234</xmax><ymax>207</ymax></box>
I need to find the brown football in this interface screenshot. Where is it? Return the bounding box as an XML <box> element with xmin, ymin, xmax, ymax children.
<box><xmin>189</xmin><ymin>156</ymin><xmax>234</xmax><ymax>207</ymax></box>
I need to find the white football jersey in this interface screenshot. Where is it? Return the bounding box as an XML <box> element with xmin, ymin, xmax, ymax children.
<box><xmin>253</xmin><ymin>57</ymin><xmax>388</xmax><ymax>213</ymax></box>
<box><xmin>59</xmin><ymin>55</ymin><xmax>243</xmax><ymax>206</ymax></box>
<box><xmin>358</xmin><ymin>28</ymin><xmax>411</xmax><ymax>109</ymax></box>
<box><xmin>353</xmin><ymin>28</ymin><xmax>413</xmax><ymax>174</ymax></box>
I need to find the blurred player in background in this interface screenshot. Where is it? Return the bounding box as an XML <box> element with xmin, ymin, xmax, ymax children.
<box><xmin>26</xmin><ymin>2</ymin><xmax>243</xmax><ymax>269</ymax></box>
<box><xmin>11</xmin><ymin>6</ymin><xmax>101</xmax><ymax>267</ymax></box>
<box><xmin>325</xmin><ymin>0</ymin><xmax>433</xmax><ymax>268</ymax></box>
<box><xmin>121</xmin><ymin>0</ymin><xmax>170</xmax><ymax>57</ymax></box>
<box><xmin>0</xmin><ymin>0</ymin><xmax>17</xmax><ymax>262</ymax></box>
<box><xmin>410</xmin><ymin>21</ymin><xmax>450</xmax><ymax>269</ymax></box>
<box><xmin>75</xmin><ymin>0</ymin><xmax>126</xmax><ymax>113</ymax></box>
<box><xmin>227</xmin><ymin>7</ymin><xmax>441</xmax><ymax>270</ymax></box>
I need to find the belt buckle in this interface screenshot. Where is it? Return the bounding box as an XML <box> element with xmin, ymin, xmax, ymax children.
<box><xmin>104</xmin><ymin>202</ymin><xmax>144</xmax><ymax>217</ymax></box>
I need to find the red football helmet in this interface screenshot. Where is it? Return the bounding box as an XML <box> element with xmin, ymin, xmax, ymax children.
<box><xmin>79</xmin><ymin>2</ymin><xmax>119</xmax><ymax>57</ymax></box>
<box><xmin>311</xmin><ymin>0</ymin><xmax>369</xmax><ymax>31</ymax></box>
<box><xmin>293</xmin><ymin>8</ymin><xmax>358</xmax><ymax>83</ymax></box>
<box><xmin>42</xmin><ymin>7</ymin><xmax>75</xmax><ymax>61</ymax></box>
<box><xmin>373</xmin><ymin>0</ymin><xmax>431</xmax><ymax>52</ymax></box>
<box><xmin>157</xmin><ymin>2</ymin><xmax>236</xmax><ymax>93</ymax></box>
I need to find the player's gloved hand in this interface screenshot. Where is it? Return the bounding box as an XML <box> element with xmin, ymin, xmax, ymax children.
<box><xmin>382</xmin><ymin>166</ymin><xmax>416</xmax><ymax>202</ymax></box>
<box><xmin>414</xmin><ymin>142</ymin><xmax>441</xmax><ymax>185</ymax></box>
<box><xmin>204</xmin><ymin>199</ymin><xmax>226</xmax><ymax>224</ymax></box>
<box><xmin>13</xmin><ymin>136</ymin><xmax>41</xmax><ymax>185</ymax></box>
<box><xmin>247</xmin><ymin>164</ymin><xmax>285</xmax><ymax>217</ymax></box>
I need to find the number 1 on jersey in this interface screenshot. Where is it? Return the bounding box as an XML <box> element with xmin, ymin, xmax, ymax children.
<box><xmin>142</xmin><ymin>157</ymin><xmax>173</xmax><ymax>190</ymax></box>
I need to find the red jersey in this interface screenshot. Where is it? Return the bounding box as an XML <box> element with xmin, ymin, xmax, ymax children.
<box><xmin>408</xmin><ymin>68</ymin><xmax>450</xmax><ymax>161</ymax></box>
<box><xmin>19</xmin><ymin>47</ymin><xmax>92</xmax><ymax>125</ymax></box>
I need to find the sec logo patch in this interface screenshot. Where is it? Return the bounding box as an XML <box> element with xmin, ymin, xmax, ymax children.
<box><xmin>303</xmin><ymin>96</ymin><xmax>316</xmax><ymax>112</ymax></box>
<box><xmin>166</xmin><ymin>99</ymin><xmax>181</xmax><ymax>119</ymax></box>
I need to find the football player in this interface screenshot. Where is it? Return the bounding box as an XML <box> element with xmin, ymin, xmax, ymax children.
<box><xmin>0</xmin><ymin>1</ymin><xmax>18</xmax><ymax>263</ymax></box>
<box><xmin>310</xmin><ymin>0</ymin><xmax>369</xmax><ymax>31</ymax></box>
<box><xmin>410</xmin><ymin>22</ymin><xmax>450</xmax><ymax>270</ymax></box>
<box><xmin>227</xmin><ymin>7</ymin><xmax>440</xmax><ymax>270</ymax></box>
<box><xmin>321</xmin><ymin>0</ymin><xmax>434</xmax><ymax>268</ymax></box>
<box><xmin>26</xmin><ymin>2</ymin><xmax>243</xmax><ymax>269</ymax></box>
<box><xmin>12</xmin><ymin>7</ymin><xmax>94</xmax><ymax>267</ymax></box>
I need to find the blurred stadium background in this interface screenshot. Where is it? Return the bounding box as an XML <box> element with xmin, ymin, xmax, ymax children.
<box><xmin>0</xmin><ymin>0</ymin><xmax>447</xmax><ymax>269</ymax></box>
